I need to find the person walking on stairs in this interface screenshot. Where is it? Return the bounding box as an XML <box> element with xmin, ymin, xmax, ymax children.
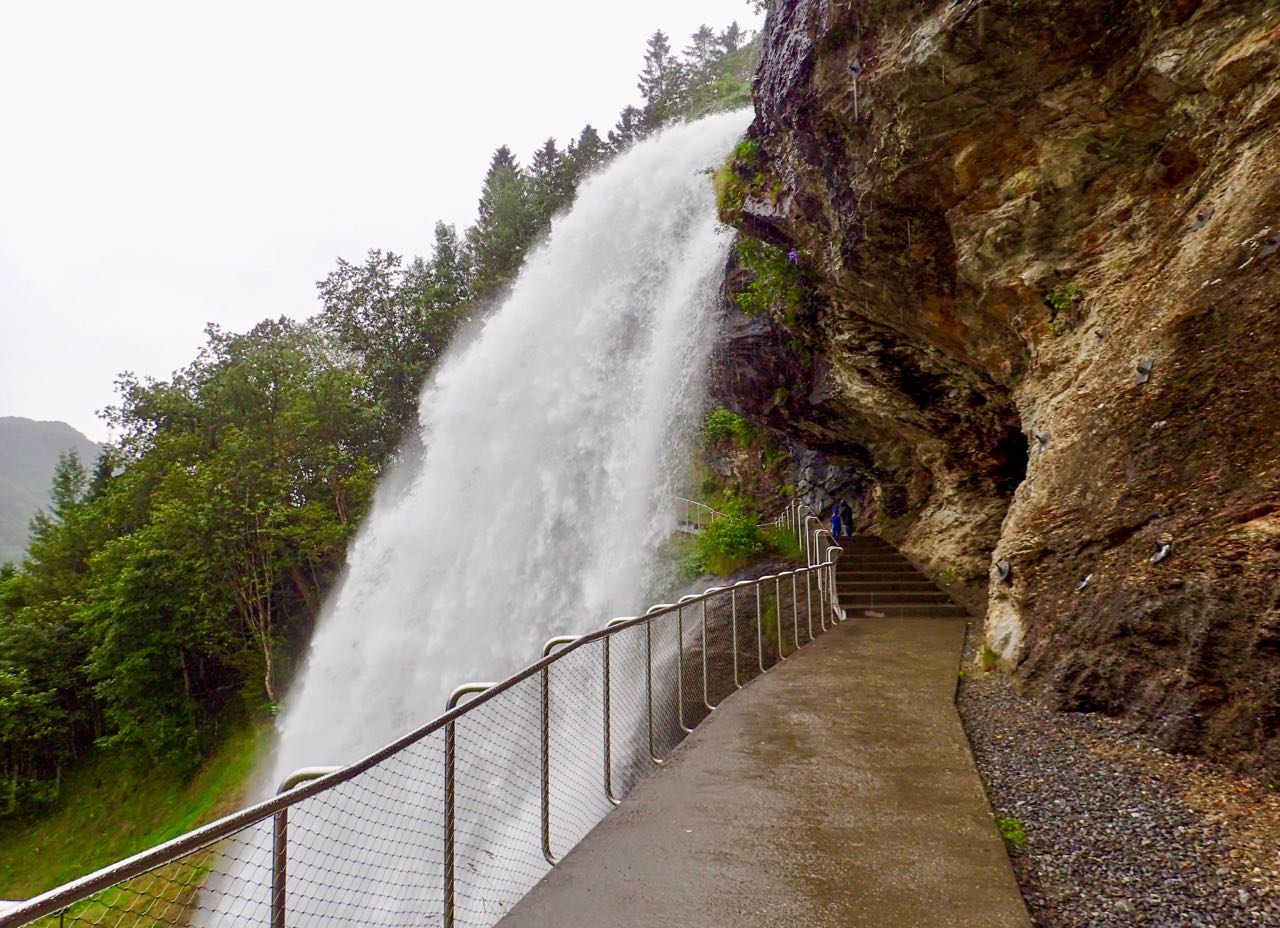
<box><xmin>831</xmin><ymin>503</ymin><xmax>842</xmax><ymax>538</ymax></box>
<box><xmin>840</xmin><ymin>499</ymin><xmax>854</xmax><ymax>537</ymax></box>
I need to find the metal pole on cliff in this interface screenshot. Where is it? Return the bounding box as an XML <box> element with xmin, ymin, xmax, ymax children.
<box><xmin>850</xmin><ymin>57</ymin><xmax>864</xmax><ymax>121</ymax></box>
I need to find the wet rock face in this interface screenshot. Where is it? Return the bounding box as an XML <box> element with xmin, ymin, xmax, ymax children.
<box><xmin>733</xmin><ymin>0</ymin><xmax>1280</xmax><ymax>770</ymax></box>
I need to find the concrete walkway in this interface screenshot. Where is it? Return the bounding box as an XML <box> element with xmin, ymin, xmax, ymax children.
<box><xmin>498</xmin><ymin>540</ymin><xmax>1030</xmax><ymax>927</ymax></box>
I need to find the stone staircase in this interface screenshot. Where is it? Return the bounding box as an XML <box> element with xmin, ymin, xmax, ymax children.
<box><xmin>836</xmin><ymin>535</ymin><xmax>969</xmax><ymax>618</ymax></box>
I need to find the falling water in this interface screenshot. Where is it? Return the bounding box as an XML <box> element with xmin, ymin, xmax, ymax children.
<box><xmin>271</xmin><ymin>109</ymin><xmax>748</xmax><ymax>783</ymax></box>
<box><xmin>190</xmin><ymin>110</ymin><xmax>752</xmax><ymax>926</ymax></box>
<box><xmin>193</xmin><ymin>111</ymin><xmax>751</xmax><ymax>928</ymax></box>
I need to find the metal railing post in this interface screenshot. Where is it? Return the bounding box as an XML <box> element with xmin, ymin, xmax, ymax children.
<box><xmin>701</xmin><ymin>598</ymin><xmax>713</xmax><ymax>711</ymax></box>
<box><xmin>539</xmin><ymin>636</ymin><xmax>580</xmax><ymax>866</ymax></box>
<box><xmin>809</xmin><ymin>568</ymin><xmax>820</xmax><ymax>635</ymax></box>
<box><xmin>775</xmin><ymin>576</ymin><xmax>785</xmax><ymax>660</ymax></box>
<box><xmin>271</xmin><ymin>766</ymin><xmax>342</xmax><ymax>928</ymax></box>
<box><xmin>602</xmin><ymin>617</ymin><xmax>631</xmax><ymax>804</ymax></box>
<box><xmin>644</xmin><ymin>615</ymin><xmax>665</xmax><ymax>764</ymax></box>
<box><xmin>676</xmin><ymin>596</ymin><xmax>695</xmax><ymax>734</ymax></box>
<box><xmin>756</xmin><ymin>582</ymin><xmax>766</xmax><ymax>672</ymax></box>
<box><xmin>730</xmin><ymin>585</ymin><xmax>741</xmax><ymax>688</ymax></box>
<box><xmin>829</xmin><ymin>559</ymin><xmax>838</xmax><ymax>624</ymax></box>
<box><xmin>791</xmin><ymin>572</ymin><xmax>801</xmax><ymax>651</ymax></box>
<box><xmin>444</xmin><ymin>682</ymin><xmax>494</xmax><ymax>928</ymax></box>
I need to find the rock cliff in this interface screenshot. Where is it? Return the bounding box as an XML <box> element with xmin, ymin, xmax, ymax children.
<box><xmin>718</xmin><ymin>0</ymin><xmax>1280</xmax><ymax>770</ymax></box>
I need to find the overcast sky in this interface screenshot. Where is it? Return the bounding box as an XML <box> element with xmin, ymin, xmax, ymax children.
<box><xmin>0</xmin><ymin>1</ymin><xmax>761</xmax><ymax>442</ymax></box>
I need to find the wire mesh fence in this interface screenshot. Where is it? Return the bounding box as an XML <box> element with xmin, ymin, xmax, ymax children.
<box><xmin>1</xmin><ymin>503</ymin><xmax>841</xmax><ymax>928</ymax></box>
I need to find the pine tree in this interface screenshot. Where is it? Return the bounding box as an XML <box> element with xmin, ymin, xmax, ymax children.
<box><xmin>683</xmin><ymin>25</ymin><xmax>722</xmax><ymax>113</ymax></box>
<box><xmin>527</xmin><ymin>138</ymin><xmax>575</xmax><ymax>230</ymax></box>
<box><xmin>637</xmin><ymin>30</ymin><xmax>687</xmax><ymax>129</ymax></box>
<box><xmin>719</xmin><ymin>21</ymin><xmax>745</xmax><ymax>54</ymax></box>
<box><xmin>608</xmin><ymin>105</ymin><xmax>645</xmax><ymax>151</ymax></box>
<box><xmin>685</xmin><ymin>25</ymin><xmax>720</xmax><ymax>69</ymax></box>
<box><xmin>465</xmin><ymin>146</ymin><xmax>535</xmax><ymax>300</ymax></box>
<box><xmin>567</xmin><ymin>124</ymin><xmax>608</xmax><ymax>181</ymax></box>
<box><xmin>425</xmin><ymin>222</ymin><xmax>468</xmax><ymax>313</ymax></box>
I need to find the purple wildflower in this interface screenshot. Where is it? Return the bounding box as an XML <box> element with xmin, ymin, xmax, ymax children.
<box><xmin>787</xmin><ymin>247</ymin><xmax>800</xmax><ymax>265</ymax></box>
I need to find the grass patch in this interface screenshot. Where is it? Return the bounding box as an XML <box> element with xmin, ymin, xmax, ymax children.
<box><xmin>763</xmin><ymin>525</ymin><xmax>803</xmax><ymax>562</ymax></box>
<box><xmin>0</xmin><ymin>718</ymin><xmax>269</xmax><ymax>899</ymax></box>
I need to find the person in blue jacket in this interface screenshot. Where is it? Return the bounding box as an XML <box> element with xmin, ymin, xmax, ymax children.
<box><xmin>831</xmin><ymin>503</ymin><xmax>842</xmax><ymax>537</ymax></box>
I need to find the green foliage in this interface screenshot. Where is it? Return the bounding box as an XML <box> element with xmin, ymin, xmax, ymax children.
<box><xmin>703</xmin><ymin>408</ymin><xmax>756</xmax><ymax>445</ymax></box>
<box><xmin>317</xmin><ymin>240</ymin><xmax>466</xmax><ymax>454</ymax></box>
<box><xmin>734</xmin><ymin>238</ymin><xmax>815</xmax><ymax>321</ymax></box>
<box><xmin>693</xmin><ymin>497</ymin><xmax>765</xmax><ymax>576</ymax></box>
<box><xmin>981</xmin><ymin>646</ymin><xmax>999</xmax><ymax>673</ymax></box>
<box><xmin>997</xmin><ymin>815</ymin><xmax>1028</xmax><ymax>849</ymax></box>
<box><xmin>1044</xmin><ymin>281</ymin><xmax>1082</xmax><ymax>317</ymax></box>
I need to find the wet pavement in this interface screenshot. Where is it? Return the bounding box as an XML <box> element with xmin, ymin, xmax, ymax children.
<box><xmin>498</xmin><ymin>604</ymin><xmax>1030</xmax><ymax>927</ymax></box>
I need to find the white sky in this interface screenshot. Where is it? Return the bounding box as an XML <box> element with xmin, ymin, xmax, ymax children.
<box><xmin>0</xmin><ymin>1</ymin><xmax>761</xmax><ymax>442</ymax></box>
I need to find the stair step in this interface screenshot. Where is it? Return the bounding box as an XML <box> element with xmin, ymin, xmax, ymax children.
<box><xmin>845</xmin><ymin>603</ymin><xmax>970</xmax><ymax>618</ymax></box>
<box><xmin>839</xmin><ymin>581</ymin><xmax>939</xmax><ymax>591</ymax></box>
<box><xmin>842</xmin><ymin>592</ymin><xmax>953</xmax><ymax>605</ymax></box>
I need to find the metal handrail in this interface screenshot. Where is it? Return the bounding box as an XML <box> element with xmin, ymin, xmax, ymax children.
<box><xmin>673</xmin><ymin>496</ymin><xmax>723</xmax><ymax>533</ymax></box>
<box><xmin>0</xmin><ymin>507</ymin><xmax>845</xmax><ymax>928</ymax></box>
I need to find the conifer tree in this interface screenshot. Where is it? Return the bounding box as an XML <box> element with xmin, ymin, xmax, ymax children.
<box><xmin>719</xmin><ymin>21</ymin><xmax>745</xmax><ymax>54</ymax></box>
<box><xmin>567</xmin><ymin>124</ymin><xmax>608</xmax><ymax>181</ymax></box>
<box><xmin>465</xmin><ymin>145</ymin><xmax>535</xmax><ymax>300</ymax></box>
<box><xmin>637</xmin><ymin>30</ymin><xmax>686</xmax><ymax>129</ymax></box>
<box><xmin>527</xmin><ymin>138</ymin><xmax>575</xmax><ymax>230</ymax></box>
<box><xmin>608</xmin><ymin>105</ymin><xmax>645</xmax><ymax>150</ymax></box>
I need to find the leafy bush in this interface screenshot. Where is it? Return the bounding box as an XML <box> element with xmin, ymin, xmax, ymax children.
<box><xmin>703</xmin><ymin>408</ymin><xmax>755</xmax><ymax>445</ymax></box>
<box><xmin>695</xmin><ymin>497</ymin><xmax>765</xmax><ymax>576</ymax></box>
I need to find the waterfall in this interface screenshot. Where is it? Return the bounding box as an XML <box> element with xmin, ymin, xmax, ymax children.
<box><xmin>270</xmin><ymin>109</ymin><xmax>748</xmax><ymax>783</ymax></box>
<box><xmin>190</xmin><ymin>111</ymin><xmax>751</xmax><ymax>928</ymax></box>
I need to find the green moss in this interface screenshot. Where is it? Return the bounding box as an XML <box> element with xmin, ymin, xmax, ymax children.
<box><xmin>715</xmin><ymin>137</ymin><xmax>767</xmax><ymax>223</ymax></box>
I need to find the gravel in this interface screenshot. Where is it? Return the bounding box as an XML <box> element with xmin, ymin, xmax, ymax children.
<box><xmin>957</xmin><ymin>629</ymin><xmax>1280</xmax><ymax>928</ymax></box>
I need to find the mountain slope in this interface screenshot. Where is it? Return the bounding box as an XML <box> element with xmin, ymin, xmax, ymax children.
<box><xmin>0</xmin><ymin>417</ymin><xmax>103</xmax><ymax>564</ymax></box>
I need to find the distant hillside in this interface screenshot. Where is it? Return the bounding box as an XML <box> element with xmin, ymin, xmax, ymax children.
<box><xmin>0</xmin><ymin>417</ymin><xmax>103</xmax><ymax>564</ymax></box>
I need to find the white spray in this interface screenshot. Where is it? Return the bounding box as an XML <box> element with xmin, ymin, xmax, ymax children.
<box><xmin>269</xmin><ymin>111</ymin><xmax>747</xmax><ymax>785</ymax></box>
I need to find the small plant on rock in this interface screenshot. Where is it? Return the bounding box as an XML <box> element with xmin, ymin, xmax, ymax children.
<box><xmin>734</xmin><ymin>237</ymin><xmax>816</xmax><ymax>322</ymax></box>
<box><xmin>1044</xmin><ymin>281</ymin><xmax>1082</xmax><ymax>320</ymax></box>
<box><xmin>703</xmin><ymin>407</ymin><xmax>756</xmax><ymax>445</ymax></box>
<box><xmin>997</xmin><ymin>815</ymin><xmax>1028</xmax><ymax>851</ymax></box>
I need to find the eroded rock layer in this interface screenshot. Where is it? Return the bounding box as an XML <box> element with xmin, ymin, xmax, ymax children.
<box><xmin>726</xmin><ymin>0</ymin><xmax>1280</xmax><ymax>769</ymax></box>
